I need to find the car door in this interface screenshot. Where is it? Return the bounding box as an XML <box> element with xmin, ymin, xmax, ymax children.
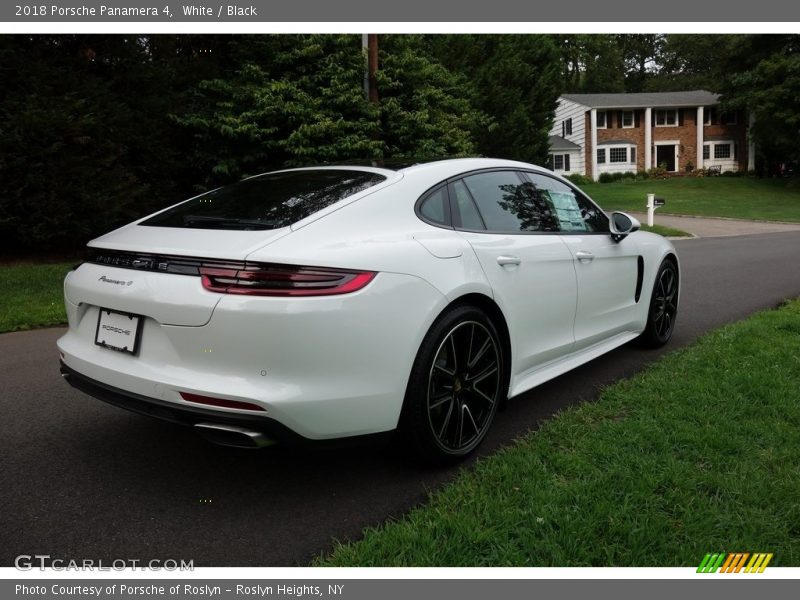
<box><xmin>450</xmin><ymin>170</ymin><xmax>578</xmax><ymax>379</ymax></box>
<box><xmin>526</xmin><ymin>172</ymin><xmax>641</xmax><ymax>350</ymax></box>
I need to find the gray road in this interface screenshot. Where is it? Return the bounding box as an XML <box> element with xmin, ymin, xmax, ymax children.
<box><xmin>2</xmin><ymin>231</ymin><xmax>800</xmax><ymax>567</ymax></box>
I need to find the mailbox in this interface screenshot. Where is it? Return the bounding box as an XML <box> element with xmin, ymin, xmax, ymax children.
<box><xmin>654</xmin><ymin>196</ymin><xmax>666</xmax><ymax>207</ymax></box>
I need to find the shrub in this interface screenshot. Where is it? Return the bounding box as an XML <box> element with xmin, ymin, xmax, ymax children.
<box><xmin>565</xmin><ymin>173</ymin><xmax>593</xmax><ymax>186</ymax></box>
<box><xmin>598</xmin><ymin>172</ymin><xmax>615</xmax><ymax>184</ymax></box>
<box><xmin>647</xmin><ymin>166</ymin><xmax>669</xmax><ymax>180</ymax></box>
<box><xmin>636</xmin><ymin>169</ymin><xmax>649</xmax><ymax>181</ymax></box>
<box><xmin>685</xmin><ymin>160</ymin><xmax>694</xmax><ymax>173</ymax></box>
<box><xmin>622</xmin><ymin>171</ymin><xmax>637</xmax><ymax>180</ymax></box>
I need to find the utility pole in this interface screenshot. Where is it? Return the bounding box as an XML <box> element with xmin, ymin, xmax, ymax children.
<box><xmin>361</xmin><ymin>34</ymin><xmax>369</xmax><ymax>99</ymax></box>
<box><xmin>362</xmin><ymin>34</ymin><xmax>379</xmax><ymax>105</ymax></box>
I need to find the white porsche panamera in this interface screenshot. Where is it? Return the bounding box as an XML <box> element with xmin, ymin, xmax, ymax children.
<box><xmin>58</xmin><ymin>158</ymin><xmax>679</xmax><ymax>463</ymax></box>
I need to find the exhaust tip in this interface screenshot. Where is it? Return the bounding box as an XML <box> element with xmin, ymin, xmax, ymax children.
<box><xmin>194</xmin><ymin>422</ymin><xmax>275</xmax><ymax>449</ymax></box>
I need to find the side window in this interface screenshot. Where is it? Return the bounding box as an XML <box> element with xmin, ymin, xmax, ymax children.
<box><xmin>460</xmin><ymin>171</ymin><xmax>560</xmax><ymax>233</ymax></box>
<box><xmin>527</xmin><ymin>173</ymin><xmax>609</xmax><ymax>233</ymax></box>
<box><xmin>451</xmin><ymin>180</ymin><xmax>485</xmax><ymax>230</ymax></box>
<box><xmin>418</xmin><ymin>186</ymin><xmax>451</xmax><ymax>227</ymax></box>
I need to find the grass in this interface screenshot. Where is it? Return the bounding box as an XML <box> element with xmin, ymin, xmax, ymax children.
<box><xmin>0</xmin><ymin>262</ymin><xmax>73</xmax><ymax>333</ymax></box>
<box><xmin>583</xmin><ymin>177</ymin><xmax>800</xmax><ymax>222</ymax></box>
<box><xmin>317</xmin><ymin>299</ymin><xmax>800</xmax><ymax>567</ymax></box>
<box><xmin>640</xmin><ymin>224</ymin><xmax>692</xmax><ymax>238</ymax></box>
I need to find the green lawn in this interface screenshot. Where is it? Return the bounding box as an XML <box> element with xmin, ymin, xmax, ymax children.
<box><xmin>318</xmin><ymin>299</ymin><xmax>800</xmax><ymax>567</ymax></box>
<box><xmin>640</xmin><ymin>224</ymin><xmax>692</xmax><ymax>238</ymax></box>
<box><xmin>0</xmin><ymin>262</ymin><xmax>73</xmax><ymax>333</ymax></box>
<box><xmin>583</xmin><ymin>177</ymin><xmax>800</xmax><ymax>222</ymax></box>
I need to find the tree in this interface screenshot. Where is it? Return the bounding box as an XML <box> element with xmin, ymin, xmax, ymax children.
<box><xmin>560</xmin><ymin>35</ymin><xmax>625</xmax><ymax>93</ymax></box>
<box><xmin>377</xmin><ymin>35</ymin><xmax>489</xmax><ymax>159</ymax></box>
<box><xmin>618</xmin><ymin>34</ymin><xmax>661</xmax><ymax>92</ymax></box>
<box><xmin>719</xmin><ymin>35</ymin><xmax>800</xmax><ymax>173</ymax></box>
<box><xmin>429</xmin><ymin>35</ymin><xmax>562</xmax><ymax>164</ymax></box>
<box><xmin>648</xmin><ymin>35</ymin><xmax>733</xmax><ymax>92</ymax></box>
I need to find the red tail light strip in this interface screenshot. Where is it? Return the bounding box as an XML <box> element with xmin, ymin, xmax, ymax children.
<box><xmin>200</xmin><ymin>264</ymin><xmax>376</xmax><ymax>297</ymax></box>
<box><xmin>180</xmin><ymin>392</ymin><xmax>266</xmax><ymax>412</ymax></box>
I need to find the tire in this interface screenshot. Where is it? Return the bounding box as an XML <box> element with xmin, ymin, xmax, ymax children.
<box><xmin>639</xmin><ymin>259</ymin><xmax>679</xmax><ymax>348</ymax></box>
<box><xmin>399</xmin><ymin>305</ymin><xmax>506</xmax><ymax>465</ymax></box>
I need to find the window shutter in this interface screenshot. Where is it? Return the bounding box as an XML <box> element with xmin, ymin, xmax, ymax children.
<box><xmin>617</xmin><ymin>111</ymin><xmax>623</xmax><ymax>128</ymax></box>
<box><xmin>678</xmin><ymin>109</ymin><xmax>684</xmax><ymax>127</ymax></box>
<box><xmin>561</xmin><ymin>121</ymin><xmax>565</xmax><ymax>137</ymax></box>
<box><xmin>634</xmin><ymin>110</ymin><xmax>641</xmax><ymax>128</ymax></box>
<box><xmin>564</xmin><ymin>154</ymin><xmax>571</xmax><ymax>171</ymax></box>
<box><xmin>651</xmin><ymin>111</ymin><xmax>656</xmax><ymax>126</ymax></box>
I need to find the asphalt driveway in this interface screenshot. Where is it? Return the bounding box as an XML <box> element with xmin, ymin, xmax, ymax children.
<box><xmin>2</xmin><ymin>231</ymin><xmax>800</xmax><ymax>566</ymax></box>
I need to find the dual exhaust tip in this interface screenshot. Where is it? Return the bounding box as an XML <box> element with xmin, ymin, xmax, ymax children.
<box><xmin>194</xmin><ymin>422</ymin><xmax>275</xmax><ymax>449</ymax></box>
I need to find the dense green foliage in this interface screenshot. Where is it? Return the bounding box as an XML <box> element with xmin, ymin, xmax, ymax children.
<box><xmin>429</xmin><ymin>35</ymin><xmax>561</xmax><ymax>164</ymax></box>
<box><xmin>1</xmin><ymin>34</ymin><xmax>798</xmax><ymax>254</ymax></box>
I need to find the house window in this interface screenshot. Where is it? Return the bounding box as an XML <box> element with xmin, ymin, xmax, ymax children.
<box><xmin>550</xmin><ymin>154</ymin><xmax>571</xmax><ymax>172</ymax></box>
<box><xmin>609</xmin><ymin>147</ymin><xmax>628</xmax><ymax>163</ymax></box>
<box><xmin>630</xmin><ymin>147</ymin><xmax>636</xmax><ymax>164</ymax></box>
<box><xmin>703</xmin><ymin>144</ymin><xmax>710</xmax><ymax>160</ymax></box>
<box><xmin>714</xmin><ymin>143</ymin><xmax>731</xmax><ymax>159</ymax></box>
<box><xmin>597</xmin><ymin>111</ymin><xmax>607</xmax><ymax>128</ymax></box>
<box><xmin>597</xmin><ymin>148</ymin><xmax>606</xmax><ymax>164</ymax></box>
<box><xmin>622</xmin><ymin>110</ymin><xmax>635</xmax><ymax>128</ymax></box>
<box><xmin>562</xmin><ymin>118</ymin><xmax>573</xmax><ymax>137</ymax></box>
<box><xmin>655</xmin><ymin>109</ymin><xmax>678</xmax><ymax>127</ymax></box>
<box><xmin>722</xmin><ymin>112</ymin><xmax>738</xmax><ymax>125</ymax></box>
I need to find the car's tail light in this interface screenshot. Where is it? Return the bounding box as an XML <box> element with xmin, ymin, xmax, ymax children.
<box><xmin>180</xmin><ymin>392</ymin><xmax>266</xmax><ymax>412</ymax></box>
<box><xmin>199</xmin><ymin>263</ymin><xmax>376</xmax><ymax>297</ymax></box>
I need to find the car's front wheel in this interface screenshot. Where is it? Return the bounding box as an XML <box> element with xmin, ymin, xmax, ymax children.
<box><xmin>400</xmin><ymin>305</ymin><xmax>505</xmax><ymax>465</ymax></box>
<box><xmin>639</xmin><ymin>258</ymin><xmax>679</xmax><ymax>348</ymax></box>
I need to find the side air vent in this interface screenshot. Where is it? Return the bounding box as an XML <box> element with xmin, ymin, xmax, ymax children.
<box><xmin>634</xmin><ymin>256</ymin><xmax>645</xmax><ymax>303</ymax></box>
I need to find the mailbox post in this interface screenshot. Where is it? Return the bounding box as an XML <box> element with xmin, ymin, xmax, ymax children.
<box><xmin>646</xmin><ymin>194</ymin><xmax>665</xmax><ymax>226</ymax></box>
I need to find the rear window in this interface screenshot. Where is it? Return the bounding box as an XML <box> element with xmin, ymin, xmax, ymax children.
<box><xmin>140</xmin><ymin>170</ymin><xmax>386</xmax><ymax>230</ymax></box>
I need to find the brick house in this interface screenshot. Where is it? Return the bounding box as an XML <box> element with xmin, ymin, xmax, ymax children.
<box><xmin>547</xmin><ymin>90</ymin><xmax>754</xmax><ymax>180</ymax></box>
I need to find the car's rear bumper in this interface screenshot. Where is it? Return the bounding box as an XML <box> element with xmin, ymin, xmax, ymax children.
<box><xmin>58</xmin><ymin>266</ymin><xmax>448</xmax><ymax>440</ymax></box>
<box><xmin>59</xmin><ymin>361</ymin><xmax>391</xmax><ymax>448</ymax></box>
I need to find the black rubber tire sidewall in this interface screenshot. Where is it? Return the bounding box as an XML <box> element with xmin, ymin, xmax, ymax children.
<box><xmin>399</xmin><ymin>305</ymin><xmax>505</xmax><ymax>466</ymax></box>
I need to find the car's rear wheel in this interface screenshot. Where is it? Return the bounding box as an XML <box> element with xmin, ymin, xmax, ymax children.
<box><xmin>400</xmin><ymin>305</ymin><xmax>505</xmax><ymax>465</ymax></box>
<box><xmin>639</xmin><ymin>259</ymin><xmax>679</xmax><ymax>348</ymax></box>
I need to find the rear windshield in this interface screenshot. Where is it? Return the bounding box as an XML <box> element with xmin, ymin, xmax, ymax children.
<box><xmin>140</xmin><ymin>170</ymin><xmax>386</xmax><ymax>230</ymax></box>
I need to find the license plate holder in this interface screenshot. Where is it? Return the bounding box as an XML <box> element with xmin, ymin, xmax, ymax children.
<box><xmin>95</xmin><ymin>308</ymin><xmax>143</xmax><ymax>355</ymax></box>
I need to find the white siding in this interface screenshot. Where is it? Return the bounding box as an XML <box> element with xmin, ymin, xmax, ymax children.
<box><xmin>550</xmin><ymin>98</ymin><xmax>588</xmax><ymax>175</ymax></box>
<box><xmin>548</xmin><ymin>150</ymin><xmax>581</xmax><ymax>175</ymax></box>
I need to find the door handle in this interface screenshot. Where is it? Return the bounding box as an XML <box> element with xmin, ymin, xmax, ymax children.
<box><xmin>575</xmin><ymin>250</ymin><xmax>595</xmax><ymax>262</ymax></box>
<box><xmin>496</xmin><ymin>255</ymin><xmax>521</xmax><ymax>267</ymax></box>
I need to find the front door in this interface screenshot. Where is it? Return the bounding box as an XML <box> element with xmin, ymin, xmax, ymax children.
<box><xmin>527</xmin><ymin>173</ymin><xmax>642</xmax><ymax>350</ymax></box>
<box><xmin>656</xmin><ymin>144</ymin><xmax>676</xmax><ymax>171</ymax></box>
<box><xmin>449</xmin><ymin>170</ymin><xmax>578</xmax><ymax>377</ymax></box>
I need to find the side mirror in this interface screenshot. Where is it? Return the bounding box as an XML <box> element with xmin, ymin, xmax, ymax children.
<box><xmin>609</xmin><ymin>211</ymin><xmax>640</xmax><ymax>243</ymax></box>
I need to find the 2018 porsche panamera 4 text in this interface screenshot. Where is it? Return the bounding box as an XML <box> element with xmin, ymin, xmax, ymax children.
<box><xmin>58</xmin><ymin>158</ymin><xmax>679</xmax><ymax>463</ymax></box>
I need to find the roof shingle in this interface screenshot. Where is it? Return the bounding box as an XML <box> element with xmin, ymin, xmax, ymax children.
<box><xmin>561</xmin><ymin>90</ymin><xmax>719</xmax><ymax>109</ymax></box>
